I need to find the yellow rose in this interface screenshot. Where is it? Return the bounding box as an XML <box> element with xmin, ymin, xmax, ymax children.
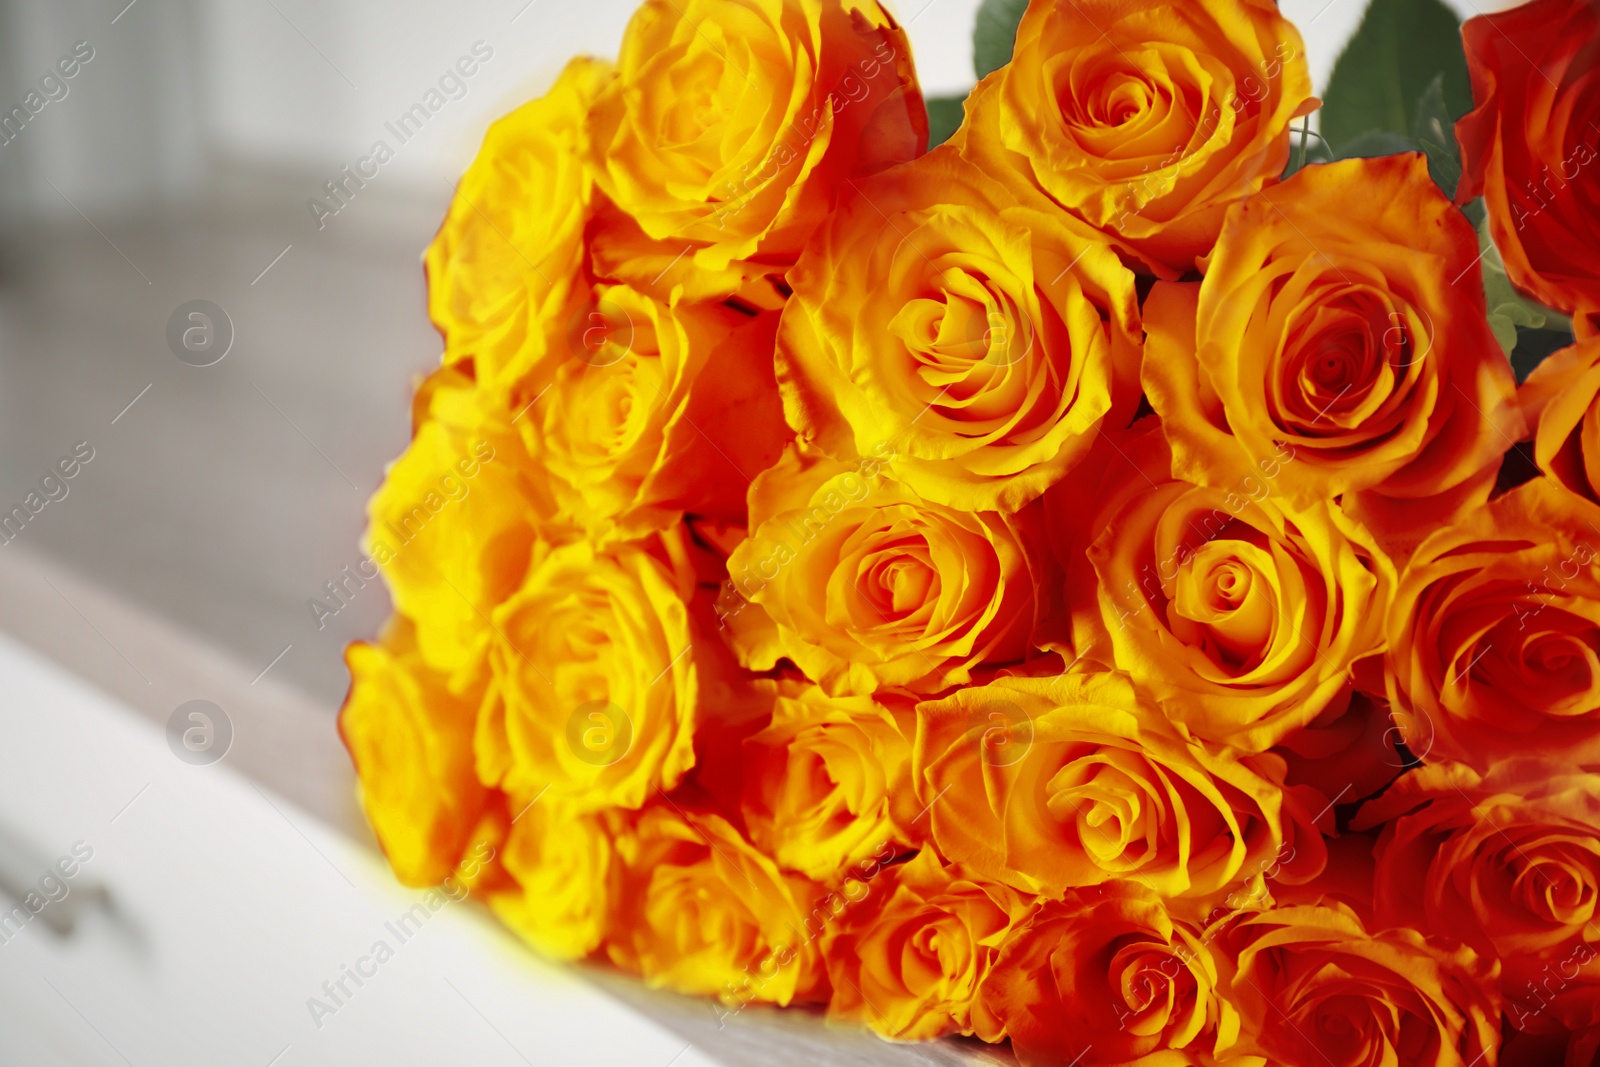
<box><xmin>824</xmin><ymin>849</ymin><xmax>1027</xmax><ymax>1041</ymax></box>
<box><xmin>607</xmin><ymin>805</ymin><xmax>827</xmax><ymax>1008</ymax></box>
<box><xmin>339</xmin><ymin>619</ymin><xmax>486</xmax><ymax>886</ymax></box>
<box><xmin>739</xmin><ymin>681</ymin><xmax>915</xmax><ymax>881</ymax></box>
<box><xmin>778</xmin><ymin>145</ymin><xmax>1141</xmax><ymax>512</ymax></box>
<box><xmin>723</xmin><ymin>444</ymin><xmax>1042</xmax><ymax>695</ymax></box>
<box><xmin>1143</xmin><ymin>155</ymin><xmax>1525</xmax><ymax>551</ymax></box>
<box><xmin>1068</xmin><ymin>422</ymin><xmax>1393</xmax><ymax>753</ymax></box>
<box><xmin>520</xmin><ymin>287</ymin><xmax>789</xmax><ymax>540</ymax></box>
<box><xmin>426</xmin><ymin>58</ymin><xmax>613</xmax><ymax>386</ymax></box>
<box><xmin>913</xmin><ymin>671</ymin><xmax>1328</xmax><ymax>900</ymax></box>
<box><xmin>973</xmin><ymin>882</ymin><xmax>1235</xmax><ymax>1067</ymax></box>
<box><xmin>365</xmin><ymin>366</ymin><xmax>545</xmax><ymax>680</ymax></box>
<box><xmin>476</xmin><ymin>535</ymin><xmax>698</xmax><ymax>812</ymax></box>
<box><xmin>489</xmin><ymin>799</ymin><xmax>625</xmax><ymax>961</ymax></box>
<box><xmin>586</xmin><ymin>0</ymin><xmax>925</xmax><ymax>302</ymax></box>
<box><xmin>1219</xmin><ymin>902</ymin><xmax>1502</xmax><ymax>1067</ymax></box>
<box><xmin>956</xmin><ymin>0</ymin><xmax>1314</xmax><ymax>277</ymax></box>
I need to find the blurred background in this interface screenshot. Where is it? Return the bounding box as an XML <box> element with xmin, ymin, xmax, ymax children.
<box><xmin>0</xmin><ymin>0</ymin><xmax>1497</xmax><ymax>1064</ymax></box>
<box><xmin>0</xmin><ymin>0</ymin><xmax>993</xmax><ymax>734</ymax></box>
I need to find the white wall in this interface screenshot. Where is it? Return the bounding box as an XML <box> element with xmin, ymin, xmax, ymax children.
<box><xmin>0</xmin><ymin>0</ymin><xmax>204</xmax><ymax>216</ymax></box>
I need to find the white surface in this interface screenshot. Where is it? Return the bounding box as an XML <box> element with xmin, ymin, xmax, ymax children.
<box><xmin>0</xmin><ymin>629</ymin><xmax>719</xmax><ymax>1067</ymax></box>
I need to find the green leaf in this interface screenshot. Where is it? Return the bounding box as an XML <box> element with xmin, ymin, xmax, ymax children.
<box><xmin>1477</xmin><ymin>213</ymin><xmax>1571</xmax><ymax>364</ymax></box>
<box><xmin>1320</xmin><ymin>0</ymin><xmax>1473</xmax><ymax>153</ymax></box>
<box><xmin>973</xmin><ymin>0</ymin><xmax>1030</xmax><ymax>79</ymax></box>
<box><xmin>1336</xmin><ymin>129</ymin><xmax>1422</xmax><ymax>160</ymax></box>
<box><xmin>1411</xmin><ymin>74</ymin><xmax>1463</xmax><ymax>196</ymax></box>
<box><xmin>1512</xmin><ymin>326</ymin><xmax>1576</xmax><ymax>382</ymax></box>
<box><xmin>1283</xmin><ymin>117</ymin><xmax>1334</xmax><ymax>179</ymax></box>
<box><xmin>925</xmin><ymin>94</ymin><xmax>967</xmax><ymax>148</ymax></box>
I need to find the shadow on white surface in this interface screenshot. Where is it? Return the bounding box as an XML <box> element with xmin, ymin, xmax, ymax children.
<box><xmin>0</xmin><ymin>630</ymin><xmax>725</xmax><ymax>1067</ymax></box>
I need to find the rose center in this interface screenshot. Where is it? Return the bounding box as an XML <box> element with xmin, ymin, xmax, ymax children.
<box><xmin>1167</xmin><ymin>540</ymin><xmax>1275</xmax><ymax>670</ymax></box>
<box><xmin>1277</xmin><ymin>284</ymin><xmax>1411</xmax><ymax>436</ymax></box>
<box><xmin>1047</xmin><ymin>757</ymin><xmax>1154</xmax><ymax>866</ymax></box>
<box><xmin>1514</xmin><ymin>847</ymin><xmax>1599</xmax><ymax>925</ymax></box>
<box><xmin>1109</xmin><ymin>941</ymin><xmax>1187</xmax><ymax>1034</ymax></box>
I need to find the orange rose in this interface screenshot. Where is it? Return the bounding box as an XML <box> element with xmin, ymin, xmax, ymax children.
<box><xmin>1521</xmin><ymin>337</ymin><xmax>1600</xmax><ymax>503</ymax></box>
<box><xmin>1387</xmin><ymin>478</ymin><xmax>1600</xmax><ymax>770</ymax></box>
<box><xmin>1143</xmin><ymin>155</ymin><xmax>1525</xmax><ymax>550</ymax></box>
<box><xmin>1520</xmin><ymin>979</ymin><xmax>1600</xmax><ymax>1055</ymax></box>
<box><xmin>1220</xmin><ymin>903</ymin><xmax>1502</xmax><ymax>1067</ymax></box>
<box><xmin>517</xmin><ymin>287</ymin><xmax>789</xmax><ymax>539</ymax></box>
<box><xmin>973</xmin><ymin>882</ymin><xmax>1233</xmax><ymax>1067</ymax></box>
<box><xmin>723</xmin><ymin>444</ymin><xmax>1042</xmax><ymax>695</ymax></box>
<box><xmin>339</xmin><ymin>619</ymin><xmax>486</xmax><ymax>886</ymax></box>
<box><xmin>739</xmin><ymin>681</ymin><xmax>916</xmax><ymax>881</ymax></box>
<box><xmin>823</xmin><ymin>849</ymin><xmax>1026</xmax><ymax>1041</ymax></box>
<box><xmin>607</xmin><ymin>804</ymin><xmax>827</xmax><ymax>1008</ymax></box>
<box><xmin>1275</xmin><ymin>687</ymin><xmax>1406</xmax><ymax>806</ymax></box>
<box><xmin>1067</xmin><ymin>422</ymin><xmax>1393</xmax><ymax>753</ymax></box>
<box><xmin>426</xmin><ymin>58</ymin><xmax>613</xmax><ymax>386</ymax></box>
<box><xmin>777</xmin><ymin>145</ymin><xmax>1141</xmax><ymax>513</ymax></box>
<box><xmin>1355</xmin><ymin>759</ymin><xmax>1600</xmax><ymax>981</ymax></box>
<box><xmin>913</xmin><ymin>671</ymin><xmax>1327</xmax><ymax>901</ymax></box>
<box><xmin>955</xmin><ymin>0</ymin><xmax>1314</xmax><ymax>276</ymax></box>
<box><xmin>1456</xmin><ymin>0</ymin><xmax>1600</xmax><ymax>329</ymax></box>
<box><xmin>586</xmin><ymin>0</ymin><xmax>925</xmax><ymax>303</ymax></box>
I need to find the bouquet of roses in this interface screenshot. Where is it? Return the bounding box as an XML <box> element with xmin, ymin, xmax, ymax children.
<box><xmin>338</xmin><ymin>0</ymin><xmax>1600</xmax><ymax>1061</ymax></box>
